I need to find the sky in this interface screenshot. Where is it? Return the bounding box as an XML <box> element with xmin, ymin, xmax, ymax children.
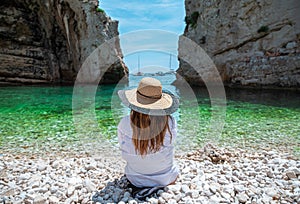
<box><xmin>101</xmin><ymin>0</ymin><xmax>186</xmax><ymax>73</ymax></box>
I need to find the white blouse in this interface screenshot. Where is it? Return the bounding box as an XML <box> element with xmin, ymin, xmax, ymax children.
<box><xmin>117</xmin><ymin>115</ymin><xmax>179</xmax><ymax>188</ymax></box>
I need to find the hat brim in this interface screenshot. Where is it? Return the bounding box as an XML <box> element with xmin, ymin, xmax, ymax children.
<box><xmin>118</xmin><ymin>89</ymin><xmax>179</xmax><ymax>116</ymax></box>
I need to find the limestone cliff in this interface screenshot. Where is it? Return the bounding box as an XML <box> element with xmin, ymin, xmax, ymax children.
<box><xmin>0</xmin><ymin>0</ymin><xmax>128</xmax><ymax>84</ymax></box>
<box><xmin>177</xmin><ymin>0</ymin><xmax>300</xmax><ymax>88</ymax></box>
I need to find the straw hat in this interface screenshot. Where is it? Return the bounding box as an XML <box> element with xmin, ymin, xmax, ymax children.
<box><xmin>118</xmin><ymin>77</ymin><xmax>179</xmax><ymax>115</ymax></box>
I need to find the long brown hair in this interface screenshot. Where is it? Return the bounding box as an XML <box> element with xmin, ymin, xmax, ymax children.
<box><xmin>130</xmin><ymin>110</ymin><xmax>172</xmax><ymax>156</ymax></box>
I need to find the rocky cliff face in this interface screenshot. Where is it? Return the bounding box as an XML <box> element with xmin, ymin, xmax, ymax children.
<box><xmin>178</xmin><ymin>0</ymin><xmax>300</xmax><ymax>88</ymax></box>
<box><xmin>0</xmin><ymin>0</ymin><xmax>128</xmax><ymax>85</ymax></box>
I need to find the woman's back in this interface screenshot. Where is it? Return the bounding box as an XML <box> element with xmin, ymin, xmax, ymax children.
<box><xmin>118</xmin><ymin>115</ymin><xmax>179</xmax><ymax>187</ymax></box>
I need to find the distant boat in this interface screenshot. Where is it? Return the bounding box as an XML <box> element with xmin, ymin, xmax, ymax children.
<box><xmin>133</xmin><ymin>54</ymin><xmax>143</xmax><ymax>76</ymax></box>
<box><xmin>165</xmin><ymin>70</ymin><xmax>176</xmax><ymax>75</ymax></box>
<box><xmin>155</xmin><ymin>71</ymin><xmax>165</xmax><ymax>76</ymax></box>
<box><xmin>165</xmin><ymin>54</ymin><xmax>176</xmax><ymax>75</ymax></box>
<box><xmin>133</xmin><ymin>71</ymin><xmax>143</xmax><ymax>76</ymax></box>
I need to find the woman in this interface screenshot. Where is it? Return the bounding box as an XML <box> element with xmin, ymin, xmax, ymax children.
<box><xmin>117</xmin><ymin>77</ymin><xmax>180</xmax><ymax>195</ymax></box>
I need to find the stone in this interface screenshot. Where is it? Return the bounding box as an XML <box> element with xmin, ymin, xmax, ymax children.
<box><xmin>85</xmin><ymin>163</ymin><xmax>97</xmax><ymax>171</ymax></box>
<box><xmin>289</xmin><ymin>168</ymin><xmax>300</xmax><ymax>175</ymax></box>
<box><xmin>157</xmin><ymin>189</ymin><xmax>164</xmax><ymax>196</ymax></box>
<box><xmin>286</xmin><ymin>171</ymin><xmax>297</xmax><ymax>179</ymax></box>
<box><xmin>165</xmin><ymin>185</ymin><xmax>181</xmax><ymax>193</ymax></box>
<box><xmin>158</xmin><ymin>197</ymin><xmax>166</xmax><ymax>204</ymax></box>
<box><xmin>33</xmin><ymin>195</ymin><xmax>46</xmax><ymax>204</ymax></box>
<box><xmin>174</xmin><ymin>193</ymin><xmax>182</xmax><ymax>202</ymax></box>
<box><xmin>37</xmin><ymin>163</ymin><xmax>47</xmax><ymax>172</ymax></box>
<box><xmin>181</xmin><ymin>184</ymin><xmax>190</xmax><ymax>193</ymax></box>
<box><xmin>38</xmin><ymin>187</ymin><xmax>48</xmax><ymax>194</ymax></box>
<box><xmin>0</xmin><ymin>188</ymin><xmax>15</xmax><ymax>197</ymax></box>
<box><xmin>190</xmin><ymin>190</ymin><xmax>199</xmax><ymax>198</ymax></box>
<box><xmin>234</xmin><ymin>185</ymin><xmax>247</xmax><ymax>193</ymax></box>
<box><xmin>286</xmin><ymin>42</ymin><xmax>297</xmax><ymax>49</ymax></box>
<box><xmin>209</xmin><ymin>183</ymin><xmax>220</xmax><ymax>194</ymax></box>
<box><xmin>84</xmin><ymin>179</ymin><xmax>96</xmax><ymax>192</ymax></box>
<box><xmin>49</xmin><ymin>186</ymin><xmax>58</xmax><ymax>194</ymax></box>
<box><xmin>265</xmin><ymin>187</ymin><xmax>278</xmax><ymax>197</ymax></box>
<box><xmin>148</xmin><ymin>197</ymin><xmax>159</xmax><ymax>204</ymax></box>
<box><xmin>123</xmin><ymin>191</ymin><xmax>131</xmax><ymax>199</ymax></box>
<box><xmin>128</xmin><ymin>200</ymin><xmax>138</xmax><ymax>204</ymax></box>
<box><xmin>167</xmin><ymin>198</ymin><xmax>177</xmax><ymax>204</ymax></box>
<box><xmin>18</xmin><ymin>173</ymin><xmax>31</xmax><ymax>181</ymax></box>
<box><xmin>68</xmin><ymin>177</ymin><xmax>82</xmax><ymax>185</ymax></box>
<box><xmin>220</xmin><ymin>191</ymin><xmax>231</xmax><ymax>200</ymax></box>
<box><xmin>237</xmin><ymin>193</ymin><xmax>249</xmax><ymax>203</ymax></box>
<box><xmin>161</xmin><ymin>192</ymin><xmax>173</xmax><ymax>200</ymax></box>
<box><xmin>67</xmin><ymin>186</ymin><xmax>75</xmax><ymax>197</ymax></box>
<box><xmin>49</xmin><ymin>196</ymin><xmax>60</xmax><ymax>204</ymax></box>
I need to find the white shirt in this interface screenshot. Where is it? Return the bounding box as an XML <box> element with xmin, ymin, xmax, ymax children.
<box><xmin>117</xmin><ymin>115</ymin><xmax>179</xmax><ymax>187</ymax></box>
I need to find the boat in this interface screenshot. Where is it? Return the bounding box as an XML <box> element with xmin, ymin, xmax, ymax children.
<box><xmin>133</xmin><ymin>54</ymin><xmax>143</xmax><ymax>76</ymax></box>
<box><xmin>155</xmin><ymin>71</ymin><xmax>165</xmax><ymax>76</ymax></box>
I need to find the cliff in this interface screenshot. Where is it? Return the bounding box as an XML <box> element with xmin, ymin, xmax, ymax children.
<box><xmin>177</xmin><ymin>0</ymin><xmax>300</xmax><ymax>88</ymax></box>
<box><xmin>0</xmin><ymin>0</ymin><xmax>128</xmax><ymax>85</ymax></box>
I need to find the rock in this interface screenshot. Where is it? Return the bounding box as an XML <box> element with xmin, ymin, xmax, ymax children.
<box><xmin>38</xmin><ymin>187</ymin><xmax>48</xmax><ymax>194</ymax></box>
<box><xmin>167</xmin><ymin>198</ymin><xmax>177</xmax><ymax>204</ymax></box>
<box><xmin>237</xmin><ymin>193</ymin><xmax>249</xmax><ymax>203</ymax></box>
<box><xmin>0</xmin><ymin>0</ymin><xmax>128</xmax><ymax>85</ymax></box>
<box><xmin>148</xmin><ymin>197</ymin><xmax>159</xmax><ymax>204</ymax></box>
<box><xmin>84</xmin><ymin>179</ymin><xmax>96</xmax><ymax>192</ymax></box>
<box><xmin>68</xmin><ymin>177</ymin><xmax>82</xmax><ymax>185</ymax></box>
<box><xmin>265</xmin><ymin>187</ymin><xmax>278</xmax><ymax>197</ymax></box>
<box><xmin>165</xmin><ymin>185</ymin><xmax>181</xmax><ymax>193</ymax></box>
<box><xmin>112</xmin><ymin>189</ymin><xmax>121</xmax><ymax>203</ymax></box>
<box><xmin>18</xmin><ymin>173</ymin><xmax>31</xmax><ymax>181</ymax></box>
<box><xmin>182</xmin><ymin>167</ymin><xmax>191</xmax><ymax>174</ymax></box>
<box><xmin>157</xmin><ymin>189</ymin><xmax>164</xmax><ymax>196</ymax></box>
<box><xmin>37</xmin><ymin>163</ymin><xmax>47</xmax><ymax>172</ymax></box>
<box><xmin>33</xmin><ymin>195</ymin><xmax>46</xmax><ymax>204</ymax></box>
<box><xmin>123</xmin><ymin>191</ymin><xmax>131</xmax><ymax>200</ymax></box>
<box><xmin>209</xmin><ymin>195</ymin><xmax>221</xmax><ymax>203</ymax></box>
<box><xmin>67</xmin><ymin>186</ymin><xmax>75</xmax><ymax>197</ymax></box>
<box><xmin>85</xmin><ymin>163</ymin><xmax>97</xmax><ymax>171</ymax></box>
<box><xmin>49</xmin><ymin>186</ymin><xmax>58</xmax><ymax>194</ymax></box>
<box><xmin>266</xmin><ymin>169</ymin><xmax>274</xmax><ymax>178</ymax></box>
<box><xmin>158</xmin><ymin>197</ymin><xmax>166</xmax><ymax>204</ymax></box>
<box><xmin>181</xmin><ymin>184</ymin><xmax>190</xmax><ymax>193</ymax></box>
<box><xmin>190</xmin><ymin>190</ymin><xmax>199</xmax><ymax>198</ymax></box>
<box><xmin>286</xmin><ymin>171</ymin><xmax>297</xmax><ymax>179</ymax></box>
<box><xmin>289</xmin><ymin>168</ymin><xmax>300</xmax><ymax>175</ymax></box>
<box><xmin>161</xmin><ymin>192</ymin><xmax>173</xmax><ymax>200</ymax></box>
<box><xmin>49</xmin><ymin>196</ymin><xmax>60</xmax><ymax>204</ymax></box>
<box><xmin>286</xmin><ymin>42</ymin><xmax>297</xmax><ymax>49</ymax></box>
<box><xmin>209</xmin><ymin>183</ymin><xmax>220</xmax><ymax>194</ymax></box>
<box><xmin>234</xmin><ymin>184</ymin><xmax>247</xmax><ymax>193</ymax></box>
<box><xmin>128</xmin><ymin>200</ymin><xmax>138</xmax><ymax>204</ymax></box>
<box><xmin>177</xmin><ymin>0</ymin><xmax>300</xmax><ymax>88</ymax></box>
<box><xmin>174</xmin><ymin>193</ymin><xmax>182</xmax><ymax>202</ymax></box>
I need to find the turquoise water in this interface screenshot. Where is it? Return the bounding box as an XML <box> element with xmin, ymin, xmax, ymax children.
<box><xmin>0</xmin><ymin>75</ymin><xmax>299</xmax><ymax>155</ymax></box>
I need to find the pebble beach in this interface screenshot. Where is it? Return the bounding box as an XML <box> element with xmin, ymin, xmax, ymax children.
<box><xmin>0</xmin><ymin>144</ymin><xmax>299</xmax><ymax>204</ymax></box>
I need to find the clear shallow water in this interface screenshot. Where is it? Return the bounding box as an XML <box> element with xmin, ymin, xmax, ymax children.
<box><xmin>0</xmin><ymin>75</ymin><xmax>299</xmax><ymax>155</ymax></box>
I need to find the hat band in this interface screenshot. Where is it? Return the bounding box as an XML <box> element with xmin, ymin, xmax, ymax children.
<box><xmin>136</xmin><ymin>90</ymin><xmax>162</xmax><ymax>105</ymax></box>
<box><xmin>137</xmin><ymin>90</ymin><xmax>162</xmax><ymax>99</ymax></box>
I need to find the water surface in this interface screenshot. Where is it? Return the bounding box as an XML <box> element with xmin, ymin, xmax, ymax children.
<box><xmin>0</xmin><ymin>75</ymin><xmax>299</xmax><ymax>155</ymax></box>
